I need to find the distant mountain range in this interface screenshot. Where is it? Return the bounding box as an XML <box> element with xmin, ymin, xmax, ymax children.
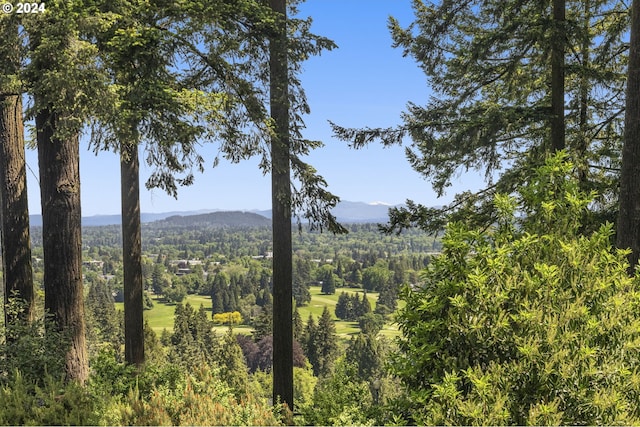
<box><xmin>250</xmin><ymin>201</ymin><xmax>399</xmax><ymax>223</ymax></box>
<box><xmin>28</xmin><ymin>200</ymin><xmax>403</xmax><ymax>227</ymax></box>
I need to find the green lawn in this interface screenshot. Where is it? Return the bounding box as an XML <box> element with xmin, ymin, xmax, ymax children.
<box><xmin>299</xmin><ymin>286</ymin><xmax>384</xmax><ymax>337</ymax></box>
<box><xmin>117</xmin><ymin>286</ymin><xmax>400</xmax><ymax>340</ymax></box>
<box><xmin>298</xmin><ymin>286</ymin><xmax>402</xmax><ymax>339</ymax></box>
<box><xmin>116</xmin><ymin>294</ymin><xmax>216</xmax><ymax>334</ymax></box>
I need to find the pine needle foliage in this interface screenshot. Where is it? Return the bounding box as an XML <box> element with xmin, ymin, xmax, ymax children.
<box><xmin>332</xmin><ymin>0</ymin><xmax>628</xmax><ymax>234</ymax></box>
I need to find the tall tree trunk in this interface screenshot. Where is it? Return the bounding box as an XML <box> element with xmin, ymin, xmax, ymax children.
<box><xmin>576</xmin><ymin>0</ymin><xmax>591</xmax><ymax>188</ymax></box>
<box><xmin>550</xmin><ymin>0</ymin><xmax>566</xmax><ymax>152</ymax></box>
<box><xmin>617</xmin><ymin>0</ymin><xmax>640</xmax><ymax>274</ymax></box>
<box><xmin>269</xmin><ymin>0</ymin><xmax>294</xmax><ymax>412</ymax></box>
<box><xmin>36</xmin><ymin>108</ymin><xmax>88</xmax><ymax>383</ymax></box>
<box><xmin>1</xmin><ymin>93</ymin><xmax>34</xmax><ymax>325</ymax></box>
<box><xmin>0</xmin><ymin>16</ymin><xmax>34</xmax><ymax>328</ymax></box>
<box><xmin>120</xmin><ymin>140</ymin><xmax>144</xmax><ymax>367</ymax></box>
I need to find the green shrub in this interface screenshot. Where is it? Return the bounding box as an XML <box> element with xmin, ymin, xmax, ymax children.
<box><xmin>0</xmin><ymin>372</ymin><xmax>100</xmax><ymax>426</ymax></box>
<box><xmin>300</xmin><ymin>357</ymin><xmax>374</xmax><ymax>426</ymax></box>
<box><xmin>115</xmin><ymin>367</ymin><xmax>282</xmax><ymax>426</ymax></box>
<box><xmin>392</xmin><ymin>154</ymin><xmax>640</xmax><ymax>425</ymax></box>
<box><xmin>87</xmin><ymin>348</ymin><xmax>279</xmax><ymax>425</ymax></box>
<box><xmin>0</xmin><ymin>299</ymin><xmax>67</xmax><ymax>388</ymax></box>
<box><xmin>0</xmin><ymin>349</ymin><xmax>280</xmax><ymax>426</ymax></box>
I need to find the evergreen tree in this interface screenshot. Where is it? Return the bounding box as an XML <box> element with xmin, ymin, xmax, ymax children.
<box><xmin>617</xmin><ymin>0</ymin><xmax>640</xmax><ymax>273</ymax></box>
<box><xmin>301</xmin><ymin>314</ymin><xmax>318</xmax><ymax>374</ymax></box>
<box><xmin>25</xmin><ymin>0</ymin><xmax>109</xmax><ymax>382</ymax></box>
<box><xmin>93</xmin><ymin>0</ymin><xmax>217</xmax><ymax>366</ymax></box>
<box><xmin>269</xmin><ymin>0</ymin><xmax>294</xmax><ymax>395</ymax></box>
<box><xmin>168</xmin><ymin>0</ymin><xmax>343</xmax><ymax>408</ymax></box>
<box><xmin>294</xmin><ymin>256</ymin><xmax>312</xmax><ymax>285</ymax></box>
<box><xmin>195</xmin><ymin>304</ymin><xmax>214</xmax><ymax>346</ymax></box>
<box><xmin>320</xmin><ymin>270</ymin><xmax>336</xmax><ymax>295</ymax></box>
<box><xmin>143</xmin><ymin>292</ymin><xmax>154</xmax><ymax>310</ymax></box>
<box><xmin>143</xmin><ymin>320</ymin><xmax>165</xmax><ymax>365</ymax></box>
<box><xmin>228</xmin><ymin>279</ymin><xmax>240</xmax><ymax>312</ymax></box>
<box><xmin>119</xmin><ymin>136</ymin><xmax>145</xmax><ymax>366</ymax></box>
<box><xmin>169</xmin><ymin>302</ymin><xmax>217</xmax><ymax>370</ymax></box>
<box><xmin>351</xmin><ymin>268</ymin><xmax>363</xmax><ymax>286</ymax></box>
<box><xmin>313</xmin><ymin>306</ymin><xmax>339</xmax><ymax>377</ymax></box>
<box><xmin>359</xmin><ymin>291</ymin><xmax>372</xmax><ymax>318</ymax></box>
<box><xmin>336</xmin><ymin>259</ymin><xmax>344</xmax><ymax>279</ymax></box>
<box><xmin>351</xmin><ymin>293</ymin><xmax>361</xmax><ymax>318</ymax></box>
<box><xmin>332</xmin><ymin>0</ymin><xmax>627</xmax><ymax>234</ymax></box>
<box><xmin>217</xmin><ymin>330</ymin><xmax>249</xmax><ymax>396</ymax></box>
<box><xmin>169</xmin><ymin>304</ymin><xmax>205</xmax><ymax>370</ymax></box>
<box><xmin>86</xmin><ymin>278</ymin><xmax>122</xmax><ymax>350</ymax></box>
<box><xmin>252</xmin><ymin>305</ymin><xmax>273</xmax><ymax>341</ymax></box>
<box><xmin>211</xmin><ymin>272</ymin><xmax>228</xmax><ymax>314</ymax></box>
<box><xmin>0</xmin><ymin>15</ymin><xmax>34</xmax><ymax>326</ymax></box>
<box><xmin>375</xmin><ymin>282</ymin><xmax>399</xmax><ymax>316</ymax></box>
<box><xmin>171</xmin><ymin>303</ymin><xmax>191</xmax><ymax>348</ymax></box>
<box><xmin>358</xmin><ymin>312</ymin><xmax>385</xmax><ymax>337</ymax></box>
<box><xmin>293</xmin><ymin>307</ymin><xmax>304</xmax><ymax>342</ymax></box>
<box><xmin>335</xmin><ymin>292</ymin><xmax>349</xmax><ymax>320</ymax></box>
<box><xmin>346</xmin><ymin>333</ymin><xmax>381</xmax><ymax>381</ymax></box>
<box><xmin>293</xmin><ymin>280</ymin><xmax>311</xmax><ymax>306</ymax></box>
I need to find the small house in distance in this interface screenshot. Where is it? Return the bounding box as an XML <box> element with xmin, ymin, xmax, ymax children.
<box><xmin>171</xmin><ymin>259</ymin><xmax>203</xmax><ymax>276</ymax></box>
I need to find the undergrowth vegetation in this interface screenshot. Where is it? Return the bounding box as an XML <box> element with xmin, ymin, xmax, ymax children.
<box><xmin>392</xmin><ymin>154</ymin><xmax>640</xmax><ymax>425</ymax></box>
<box><xmin>0</xmin><ymin>345</ymin><xmax>283</xmax><ymax>426</ymax></box>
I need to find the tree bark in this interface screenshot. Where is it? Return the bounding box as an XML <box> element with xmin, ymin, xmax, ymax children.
<box><xmin>0</xmin><ymin>93</ymin><xmax>34</xmax><ymax>325</ymax></box>
<box><xmin>269</xmin><ymin>0</ymin><xmax>294</xmax><ymax>412</ymax></box>
<box><xmin>550</xmin><ymin>0</ymin><xmax>566</xmax><ymax>152</ymax></box>
<box><xmin>120</xmin><ymin>141</ymin><xmax>145</xmax><ymax>367</ymax></box>
<box><xmin>617</xmin><ymin>0</ymin><xmax>640</xmax><ymax>274</ymax></box>
<box><xmin>36</xmin><ymin>108</ymin><xmax>88</xmax><ymax>383</ymax></box>
<box><xmin>576</xmin><ymin>0</ymin><xmax>591</xmax><ymax>188</ymax></box>
<box><xmin>0</xmin><ymin>16</ymin><xmax>34</xmax><ymax>328</ymax></box>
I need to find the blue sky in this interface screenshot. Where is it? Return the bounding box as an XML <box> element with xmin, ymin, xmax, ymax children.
<box><xmin>25</xmin><ymin>0</ymin><xmax>485</xmax><ymax>216</ymax></box>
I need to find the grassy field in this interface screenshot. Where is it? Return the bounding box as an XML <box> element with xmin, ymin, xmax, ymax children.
<box><xmin>298</xmin><ymin>286</ymin><xmax>401</xmax><ymax>338</ymax></box>
<box><xmin>116</xmin><ymin>286</ymin><xmax>400</xmax><ymax>340</ymax></box>
<box><xmin>116</xmin><ymin>294</ymin><xmax>253</xmax><ymax>335</ymax></box>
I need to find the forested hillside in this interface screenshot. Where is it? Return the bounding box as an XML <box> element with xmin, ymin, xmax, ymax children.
<box><xmin>3</xmin><ymin>0</ymin><xmax>640</xmax><ymax>425</ymax></box>
<box><xmin>157</xmin><ymin>211</ymin><xmax>272</xmax><ymax>228</ymax></box>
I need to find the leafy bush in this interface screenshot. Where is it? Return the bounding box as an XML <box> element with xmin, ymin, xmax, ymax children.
<box><xmin>0</xmin><ymin>299</ymin><xmax>67</xmax><ymax>388</ymax></box>
<box><xmin>392</xmin><ymin>154</ymin><xmax>640</xmax><ymax>425</ymax></box>
<box><xmin>0</xmin><ymin>337</ymin><xmax>282</xmax><ymax>426</ymax></box>
<box><xmin>300</xmin><ymin>357</ymin><xmax>375</xmax><ymax>426</ymax></box>
<box><xmin>0</xmin><ymin>372</ymin><xmax>101</xmax><ymax>426</ymax></box>
<box><xmin>114</xmin><ymin>367</ymin><xmax>281</xmax><ymax>426</ymax></box>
